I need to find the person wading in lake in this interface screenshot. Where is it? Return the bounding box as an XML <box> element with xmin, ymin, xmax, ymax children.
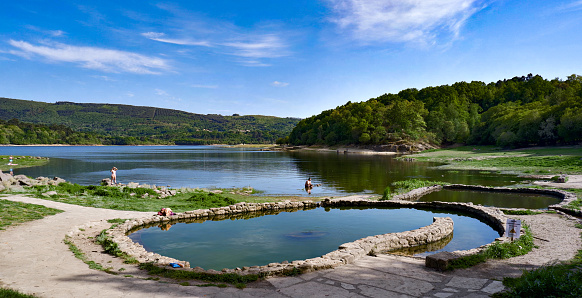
<box><xmin>305</xmin><ymin>177</ymin><xmax>313</xmax><ymax>194</ymax></box>
<box><xmin>110</xmin><ymin>167</ymin><xmax>118</xmax><ymax>185</ymax></box>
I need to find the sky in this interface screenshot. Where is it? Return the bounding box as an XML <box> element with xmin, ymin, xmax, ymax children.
<box><xmin>1</xmin><ymin>1</ymin><xmax>582</xmax><ymax>119</ymax></box>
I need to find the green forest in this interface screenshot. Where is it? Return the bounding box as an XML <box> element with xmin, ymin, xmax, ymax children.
<box><xmin>0</xmin><ymin>98</ymin><xmax>300</xmax><ymax>145</ymax></box>
<box><xmin>285</xmin><ymin>74</ymin><xmax>582</xmax><ymax>148</ymax></box>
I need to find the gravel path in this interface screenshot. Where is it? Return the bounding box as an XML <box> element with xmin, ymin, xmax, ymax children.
<box><xmin>1</xmin><ymin>194</ymin><xmax>581</xmax><ymax>298</ymax></box>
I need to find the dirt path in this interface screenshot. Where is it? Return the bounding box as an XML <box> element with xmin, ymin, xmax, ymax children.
<box><xmin>1</xmin><ymin>194</ymin><xmax>581</xmax><ymax>297</ymax></box>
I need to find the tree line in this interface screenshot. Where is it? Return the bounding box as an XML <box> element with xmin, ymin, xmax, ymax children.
<box><xmin>283</xmin><ymin>74</ymin><xmax>582</xmax><ymax>148</ymax></box>
<box><xmin>0</xmin><ymin>98</ymin><xmax>300</xmax><ymax>145</ymax></box>
<box><xmin>0</xmin><ymin>118</ymin><xmax>288</xmax><ymax>145</ymax></box>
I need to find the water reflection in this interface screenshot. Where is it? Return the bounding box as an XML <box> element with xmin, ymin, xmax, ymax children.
<box><xmin>3</xmin><ymin>146</ymin><xmax>525</xmax><ymax>196</ymax></box>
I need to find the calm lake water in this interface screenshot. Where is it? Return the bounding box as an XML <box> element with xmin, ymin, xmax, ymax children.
<box><xmin>128</xmin><ymin>207</ymin><xmax>501</xmax><ymax>270</ymax></box>
<box><xmin>1</xmin><ymin>145</ymin><xmax>527</xmax><ymax>197</ymax></box>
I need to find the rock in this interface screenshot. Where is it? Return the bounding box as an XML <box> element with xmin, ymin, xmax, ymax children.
<box><xmin>43</xmin><ymin>191</ymin><xmax>58</xmax><ymax>196</ymax></box>
<box><xmin>52</xmin><ymin>177</ymin><xmax>66</xmax><ymax>185</ymax></box>
<box><xmin>425</xmin><ymin>251</ymin><xmax>459</xmax><ymax>271</ymax></box>
<box><xmin>0</xmin><ymin>172</ymin><xmax>12</xmax><ymax>182</ymax></box>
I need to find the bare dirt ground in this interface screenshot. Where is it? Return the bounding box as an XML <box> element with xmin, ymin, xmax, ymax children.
<box><xmin>533</xmin><ymin>174</ymin><xmax>582</xmax><ymax>189</ymax></box>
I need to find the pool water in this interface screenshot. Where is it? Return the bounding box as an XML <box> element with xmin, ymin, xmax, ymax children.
<box><xmin>418</xmin><ymin>189</ymin><xmax>561</xmax><ymax>209</ymax></box>
<box><xmin>128</xmin><ymin>207</ymin><xmax>500</xmax><ymax>270</ymax></box>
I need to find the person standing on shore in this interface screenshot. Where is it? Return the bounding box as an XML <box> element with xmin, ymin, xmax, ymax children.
<box><xmin>110</xmin><ymin>167</ymin><xmax>118</xmax><ymax>185</ymax></box>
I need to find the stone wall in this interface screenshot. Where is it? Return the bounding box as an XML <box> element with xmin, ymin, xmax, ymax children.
<box><xmin>106</xmin><ymin>200</ymin><xmax>455</xmax><ymax>276</ymax></box>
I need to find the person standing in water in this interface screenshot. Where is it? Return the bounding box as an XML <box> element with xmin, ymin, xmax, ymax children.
<box><xmin>305</xmin><ymin>177</ymin><xmax>313</xmax><ymax>194</ymax></box>
<box><xmin>110</xmin><ymin>167</ymin><xmax>118</xmax><ymax>185</ymax></box>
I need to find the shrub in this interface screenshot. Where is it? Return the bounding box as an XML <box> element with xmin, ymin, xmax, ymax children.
<box><xmin>381</xmin><ymin>186</ymin><xmax>392</xmax><ymax>200</ymax></box>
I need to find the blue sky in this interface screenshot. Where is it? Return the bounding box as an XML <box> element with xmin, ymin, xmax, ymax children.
<box><xmin>1</xmin><ymin>1</ymin><xmax>582</xmax><ymax>118</ymax></box>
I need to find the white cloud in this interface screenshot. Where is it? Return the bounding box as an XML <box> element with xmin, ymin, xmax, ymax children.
<box><xmin>237</xmin><ymin>60</ymin><xmax>272</xmax><ymax>67</ymax></box>
<box><xmin>271</xmin><ymin>81</ymin><xmax>289</xmax><ymax>87</ymax></box>
<box><xmin>556</xmin><ymin>0</ymin><xmax>582</xmax><ymax>12</ymax></box>
<box><xmin>92</xmin><ymin>75</ymin><xmax>116</xmax><ymax>81</ymax></box>
<box><xmin>155</xmin><ymin>88</ymin><xmax>169</xmax><ymax>96</ymax></box>
<box><xmin>222</xmin><ymin>34</ymin><xmax>288</xmax><ymax>58</ymax></box>
<box><xmin>141</xmin><ymin>32</ymin><xmax>212</xmax><ymax>47</ymax></box>
<box><xmin>140</xmin><ymin>5</ymin><xmax>291</xmax><ymax>67</ymax></box>
<box><xmin>25</xmin><ymin>25</ymin><xmax>67</xmax><ymax>37</ymax></box>
<box><xmin>49</xmin><ymin>30</ymin><xmax>66</xmax><ymax>37</ymax></box>
<box><xmin>325</xmin><ymin>0</ymin><xmax>486</xmax><ymax>45</ymax></box>
<box><xmin>8</xmin><ymin>40</ymin><xmax>170</xmax><ymax>74</ymax></box>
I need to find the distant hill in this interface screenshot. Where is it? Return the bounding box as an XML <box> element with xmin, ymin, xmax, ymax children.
<box><xmin>0</xmin><ymin>97</ymin><xmax>300</xmax><ymax>145</ymax></box>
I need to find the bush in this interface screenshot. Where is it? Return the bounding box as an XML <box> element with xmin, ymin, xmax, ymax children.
<box><xmin>497</xmin><ymin>263</ymin><xmax>582</xmax><ymax>297</ymax></box>
<box><xmin>184</xmin><ymin>191</ymin><xmax>237</xmax><ymax>209</ymax></box>
<box><xmin>381</xmin><ymin>186</ymin><xmax>392</xmax><ymax>200</ymax></box>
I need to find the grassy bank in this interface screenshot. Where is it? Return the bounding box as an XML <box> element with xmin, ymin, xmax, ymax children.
<box><xmin>0</xmin><ymin>155</ymin><xmax>50</xmax><ymax>171</ymax></box>
<box><xmin>0</xmin><ymin>199</ymin><xmax>63</xmax><ymax>230</ymax></box>
<box><xmin>406</xmin><ymin>145</ymin><xmax>582</xmax><ymax>174</ymax></box>
<box><xmin>2</xmin><ymin>183</ymin><xmax>315</xmax><ymax>213</ymax></box>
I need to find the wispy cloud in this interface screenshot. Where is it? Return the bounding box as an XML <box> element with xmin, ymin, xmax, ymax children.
<box><xmin>190</xmin><ymin>84</ymin><xmax>218</xmax><ymax>89</ymax></box>
<box><xmin>271</xmin><ymin>81</ymin><xmax>289</xmax><ymax>87</ymax></box>
<box><xmin>141</xmin><ymin>5</ymin><xmax>291</xmax><ymax>67</ymax></box>
<box><xmin>8</xmin><ymin>40</ymin><xmax>170</xmax><ymax>74</ymax></box>
<box><xmin>141</xmin><ymin>32</ymin><xmax>212</xmax><ymax>47</ymax></box>
<box><xmin>25</xmin><ymin>25</ymin><xmax>67</xmax><ymax>37</ymax></box>
<box><xmin>556</xmin><ymin>0</ymin><xmax>582</xmax><ymax>12</ymax></box>
<box><xmin>325</xmin><ymin>0</ymin><xmax>486</xmax><ymax>45</ymax></box>
<box><xmin>155</xmin><ymin>88</ymin><xmax>169</xmax><ymax>96</ymax></box>
<box><xmin>92</xmin><ymin>75</ymin><xmax>116</xmax><ymax>81</ymax></box>
<box><xmin>222</xmin><ymin>34</ymin><xmax>288</xmax><ymax>58</ymax></box>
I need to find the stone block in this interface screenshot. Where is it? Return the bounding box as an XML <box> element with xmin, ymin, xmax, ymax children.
<box><xmin>425</xmin><ymin>251</ymin><xmax>459</xmax><ymax>271</ymax></box>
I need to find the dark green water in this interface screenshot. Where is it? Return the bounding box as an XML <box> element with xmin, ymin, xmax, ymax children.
<box><xmin>128</xmin><ymin>207</ymin><xmax>501</xmax><ymax>270</ymax></box>
<box><xmin>419</xmin><ymin>189</ymin><xmax>562</xmax><ymax>209</ymax></box>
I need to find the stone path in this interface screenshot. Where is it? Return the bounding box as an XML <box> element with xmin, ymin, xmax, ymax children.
<box><xmin>0</xmin><ymin>194</ymin><xmax>575</xmax><ymax>297</ymax></box>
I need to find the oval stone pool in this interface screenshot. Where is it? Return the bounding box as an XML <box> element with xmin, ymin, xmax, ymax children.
<box><xmin>128</xmin><ymin>207</ymin><xmax>500</xmax><ymax>270</ymax></box>
<box><xmin>418</xmin><ymin>189</ymin><xmax>561</xmax><ymax>209</ymax></box>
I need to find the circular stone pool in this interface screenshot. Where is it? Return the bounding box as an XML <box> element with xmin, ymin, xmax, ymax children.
<box><xmin>128</xmin><ymin>207</ymin><xmax>500</xmax><ymax>270</ymax></box>
<box><xmin>418</xmin><ymin>189</ymin><xmax>561</xmax><ymax>209</ymax></box>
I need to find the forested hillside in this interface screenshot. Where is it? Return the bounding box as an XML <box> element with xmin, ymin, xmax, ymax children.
<box><xmin>0</xmin><ymin>119</ymin><xmax>104</xmax><ymax>145</ymax></box>
<box><xmin>285</xmin><ymin>74</ymin><xmax>582</xmax><ymax>148</ymax></box>
<box><xmin>0</xmin><ymin>98</ymin><xmax>300</xmax><ymax>145</ymax></box>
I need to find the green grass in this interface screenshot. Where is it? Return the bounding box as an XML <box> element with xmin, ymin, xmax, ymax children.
<box><xmin>408</xmin><ymin>145</ymin><xmax>582</xmax><ymax>174</ymax></box>
<box><xmin>0</xmin><ymin>199</ymin><xmax>63</xmax><ymax>230</ymax></box>
<box><xmin>495</xmin><ymin>224</ymin><xmax>582</xmax><ymax>297</ymax></box>
<box><xmin>0</xmin><ymin>287</ymin><xmax>37</xmax><ymax>298</ymax></box>
<box><xmin>381</xmin><ymin>179</ymin><xmax>450</xmax><ymax>200</ymax></box>
<box><xmin>63</xmin><ymin>236</ymin><xmax>115</xmax><ymax>274</ymax></box>
<box><xmin>447</xmin><ymin>224</ymin><xmax>534</xmax><ymax>270</ymax></box>
<box><xmin>18</xmin><ymin>183</ymin><xmax>241</xmax><ymax>212</ymax></box>
<box><xmin>95</xmin><ymin>229</ymin><xmax>139</xmax><ymax>264</ymax></box>
<box><xmin>502</xmin><ymin>209</ymin><xmax>543</xmax><ymax>215</ymax></box>
<box><xmin>0</xmin><ymin>155</ymin><xmax>49</xmax><ymax>171</ymax></box>
<box><xmin>138</xmin><ymin>262</ymin><xmax>263</xmax><ymax>289</ymax></box>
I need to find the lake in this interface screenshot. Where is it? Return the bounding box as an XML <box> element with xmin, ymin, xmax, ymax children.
<box><xmin>1</xmin><ymin>145</ymin><xmax>526</xmax><ymax>197</ymax></box>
